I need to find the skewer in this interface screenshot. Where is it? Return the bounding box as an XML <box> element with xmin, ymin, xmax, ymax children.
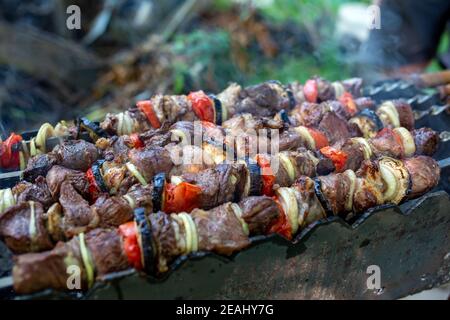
<box><xmin>0</xmin><ymin>156</ymin><xmax>448</xmax><ymax>294</ymax></box>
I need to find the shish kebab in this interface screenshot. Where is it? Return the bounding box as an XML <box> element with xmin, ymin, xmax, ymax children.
<box><xmin>13</xmin><ymin>90</ymin><xmax>438</xmax><ymax>185</ymax></box>
<box><xmin>0</xmin><ymin>77</ymin><xmax>364</xmax><ymax>172</ymax></box>
<box><xmin>1</xmin><ymin>75</ymin><xmax>440</xmax><ymax>184</ymax></box>
<box><xmin>0</xmin><ymin>115</ymin><xmax>439</xmax><ymax>219</ymax></box>
<box><xmin>0</xmin><ymin>120</ymin><xmax>441</xmax><ymax>255</ymax></box>
<box><xmin>7</xmin><ymin>154</ymin><xmax>441</xmax><ymax>295</ymax></box>
<box><xmin>0</xmin><ymin>103</ymin><xmax>440</xmax><ymax>221</ymax></box>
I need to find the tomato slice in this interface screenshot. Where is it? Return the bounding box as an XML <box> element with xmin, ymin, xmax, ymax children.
<box><xmin>118</xmin><ymin>221</ymin><xmax>143</xmax><ymax>270</ymax></box>
<box><xmin>303</xmin><ymin>79</ymin><xmax>318</xmax><ymax>103</ymax></box>
<box><xmin>129</xmin><ymin>133</ymin><xmax>144</xmax><ymax>149</ymax></box>
<box><xmin>0</xmin><ymin>133</ymin><xmax>23</xmax><ymax>169</ymax></box>
<box><xmin>307</xmin><ymin>128</ymin><xmax>329</xmax><ymax>150</ymax></box>
<box><xmin>85</xmin><ymin>168</ymin><xmax>101</xmax><ymax>202</ymax></box>
<box><xmin>188</xmin><ymin>91</ymin><xmax>215</xmax><ymax>123</ymax></box>
<box><xmin>339</xmin><ymin>92</ymin><xmax>357</xmax><ymax>116</ymax></box>
<box><xmin>268</xmin><ymin>197</ymin><xmax>292</xmax><ymax>239</ymax></box>
<box><xmin>137</xmin><ymin>100</ymin><xmax>161</xmax><ymax>129</ymax></box>
<box><xmin>256</xmin><ymin>154</ymin><xmax>276</xmax><ymax>196</ymax></box>
<box><xmin>320</xmin><ymin>146</ymin><xmax>348</xmax><ymax>172</ymax></box>
<box><xmin>163</xmin><ymin>182</ymin><xmax>202</xmax><ymax>213</ymax></box>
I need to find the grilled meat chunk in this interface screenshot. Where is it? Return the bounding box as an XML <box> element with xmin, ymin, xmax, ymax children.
<box><xmin>340</xmin><ymin>140</ymin><xmax>366</xmax><ymax>171</ymax></box>
<box><xmin>128</xmin><ymin>147</ymin><xmax>174</xmax><ymax>183</ymax></box>
<box><xmin>13</xmin><ymin>236</ymin><xmax>85</xmax><ymax>294</ymax></box>
<box><xmin>412</xmin><ymin>127</ymin><xmax>440</xmax><ymax>156</ymax></box>
<box><xmin>13</xmin><ymin>228</ymin><xmax>127</xmax><ymax>294</ymax></box>
<box><xmin>46</xmin><ymin>165</ymin><xmax>89</xmax><ymax>198</ymax></box>
<box><xmin>85</xmin><ymin>229</ymin><xmax>129</xmax><ymax>277</ymax></box>
<box><xmin>292</xmin><ymin>176</ymin><xmax>327</xmax><ymax>226</ymax></box>
<box><xmin>13</xmin><ymin>177</ymin><xmax>54</xmax><ymax>209</ymax></box>
<box><xmin>54</xmin><ymin>140</ymin><xmax>99</xmax><ymax>172</ymax></box>
<box><xmin>291</xmin><ymin>102</ymin><xmax>329</xmax><ymax>127</ymax></box>
<box><xmin>369</xmin><ymin>129</ymin><xmax>404</xmax><ymax>158</ymax></box>
<box><xmin>316</xmin><ymin>77</ymin><xmax>335</xmax><ymax>102</ymax></box>
<box><xmin>235</xmin><ymin>81</ymin><xmax>292</xmax><ymax>117</ymax></box>
<box><xmin>404</xmin><ymin>156</ymin><xmax>440</xmax><ymax>199</ymax></box>
<box><xmin>392</xmin><ymin>100</ymin><xmax>415</xmax><ymax>131</ymax></box>
<box><xmin>0</xmin><ymin>201</ymin><xmax>53</xmax><ymax>253</ymax></box>
<box><xmin>23</xmin><ymin>153</ymin><xmax>58</xmax><ymax>182</ymax></box>
<box><xmin>238</xmin><ymin>196</ymin><xmax>281</xmax><ymax>235</ymax></box>
<box><xmin>181</xmin><ymin>164</ymin><xmax>248</xmax><ymax>209</ymax></box>
<box><xmin>91</xmin><ymin>196</ymin><xmax>134</xmax><ymax>228</ymax></box>
<box><xmin>23</xmin><ymin>140</ymin><xmax>99</xmax><ymax>182</ymax></box>
<box><xmin>59</xmin><ymin>181</ymin><xmax>97</xmax><ymax>238</ymax></box>
<box><xmin>149</xmin><ymin>212</ymin><xmax>182</xmax><ymax>273</ymax></box>
<box><xmin>191</xmin><ymin>203</ymin><xmax>251</xmax><ymax>256</ymax></box>
<box><xmin>318</xmin><ymin>111</ymin><xmax>354</xmax><ymax>145</ymax></box>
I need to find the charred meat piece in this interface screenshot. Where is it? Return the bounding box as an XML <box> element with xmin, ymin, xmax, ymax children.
<box><xmin>13</xmin><ymin>177</ymin><xmax>54</xmax><ymax>209</ymax></box>
<box><xmin>181</xmin><ymin>163</ymin><xmax>248</xmax><ymax>209</ymax></box>
<box><xmin>217</xmin><ymin>83</ymin><xmax>241</xmax><ymax>116</ymax></box>
<box><xmin>318</xmin><ymin>111</ymin><xmax>354</xmax><ymax>145</ymax></box>
<box><xmin>59</xmin><ymin>181</ymin><xmax>98</xmax><ymax>238</ymax></box>
<box><xmin>23</xmin><ymin>153</ymin><xmax>58</xmax><ymax>182</ymax></box>
<box><xmin>352</xmin><ymin>177</ymin><xmax>384</xmax><ymax>214</ymax></box>
<box><xmin>354</xmin><ymin>97</ymin><xmax>376</xmax><ymax>111</ymax></box>
<box><xmin>404</xmin><ymin>156</ymin><xmax>440</xmax><ymax>199</ymax></box>
<box><xmin>235</xmin><ymin>81</ymin><xmax>292</xmax><ymax>117</ymax></box>
<box><xmin>12</xmin><ymin>228</ymin><xmax>127</xmax><ymax>294</ymax></box>
<box><xmin>54</xmin><ymin>140</ymin><xmax>99</xmax><ymax>172</ymax></box>
<box><xmin>0</xmin><ymin>201</ymin><xmax>53</xmax><ymax>253</ymax></box>
<box><xmin>340</xmin><ymin>140</ymin><xmax>366</xmax><ymax>172</ymax></box>
<box><xmin>392</xmin><ymin>100</ymin><xmax>415</xmax><ymax>131</ymax></box>
<box><xmin>13</xmin><ymin>236</ymin><xmax>85</xmax><ymax>294</ymax></box>
<box><xmin>91</xmin><ymin>196</ymin><xmax>134</xmax><ymax>229</ymax></box>
<box><xmin>238</xmin><ymin>196</ymin><xmax>281</xmax><ymax>235</ymax></box>
<box><xmin>292</xmin><ymin>176</ymin><xmax>327</xmax><ymax>226</ymax></box>
<box><xmin>149</xmin><ymin>212</ymin><xmax>182</xmax><ymax>273</ymax></box>
<box><xmin>315</xmin><ymin>77</ymin><xmax>335</xmax><ymax>102</ymax></box>
<box><xmin>341</xmin><ymin>78</ymin><xmax>363</xmax><ymax>97</ymax></box>
<box><xmin>128</xmin><ymin>147</ymin><xmax>174</xmax><ymax>183</ymax></box>
<box><xmin>318</xmin><ymin>171</ymin><xmax>354</xmax><ymax>216</ymax></box>
<box><xmin>191</xmin><ymin>203</ymin><xmax>251</xmax><ymax>256</ymax></box>
<box><xmin>23</xmin><ymin>140</ymin><xmax>99</xmax><ymax>182</ymax></box>
<box><xmin>412</xmin><ymin>127</ymin><xmax>440</xmax><ymax>156</ymax></box>
<box><xmin>46</xmin><ymin>165</ymin><xmax>89</xmax><ymax>198</ymax></box>
<box><xmin>85</xmin><ymin>229</ymin><xmax>129</xmax><ymax>278</ymax></box>
<box><xmin>369</xmin><ymin>129</ymin><xmax>404</xmax><ymax>159</ymax></box>
<box><xmin>291</xmin><ymin>102</ymin><xmax>329</xmax><ymax>127</ymax></box>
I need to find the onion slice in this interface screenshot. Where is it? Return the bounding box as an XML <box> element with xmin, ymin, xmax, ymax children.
<box><xmin>231</xmin><ymin>203</ymin><xmax>249</xmax><ymax>236</ymax></box>
<box><xmin>379</xmin><ymin>157</ymin><xmax>409</xmax><ymax>204</ymax></box>
<box><xmin>278</xmin><ymin>153</ymin><xmax>295</xmax><ymax>183</ymax></box>
<box><xmin>35</xmin><ymin>123</ymin><xmax>55</xmax><ymax>153</ymax></box>
<box><xmin>178</xmin><ymin>213</ymin><xmax>198</xmax><ymax>254</ymax></box>
<box><xmin>393</xmin><ymin>127</ymin><xmax>416</xmax><ymax>157</ymax></box>
<box><xmin>377</xmin><ymin>101</ymin><xmax>400</xmax><ymax>128</ymax></box>
<box><xmin>79</xmin><ymin>232</ymin><xmax>95</xmax><ymax>288</ymax></box>
<box><xmin>344</xmin><ymin>170</ymin><xmax>357</xmax><ymax>212</ymax></box>
<box><xmin>125</xmin><ymin>162</ymin><xmax>148</xmax><ymax>186</ymax></box>
<box><xmin>294</xmin><ymin>126</ymin><xmax>315</xmax><ymax>150</ymax></box>
<box><xmin>351</xmin><ymin>137</ymin><xmax>372</xmax><ymax>160</ymax></box>
<box><xmin>276</xmin><ymin>187</ymin><xmax>299</xmax><ymax>235</ymax></box>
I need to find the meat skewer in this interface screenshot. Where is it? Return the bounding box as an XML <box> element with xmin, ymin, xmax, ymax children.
<box><xmin>0</xmin><ymin>120</ymin><xmax>440</xmax><ymax>228</ymax></box>
<box><xmin>1</xmin><ymin>77</ymin><xmax>363</xmax><ymax>172</ymax></box>
<box><xmin>8</xmin><ymin>154</ymin><xmax>441</xmax><ymax>295</ymax></box>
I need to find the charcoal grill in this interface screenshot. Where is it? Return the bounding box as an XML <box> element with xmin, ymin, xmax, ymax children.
<box><xmin>0</xmin><ymin>190</ymin><xmax>448</xmax><ymax>300</ymax></box>
<box><xmin>0</xmin><ymin>76</ymin><xmax>449</xmax><ymax>300</ymax></box>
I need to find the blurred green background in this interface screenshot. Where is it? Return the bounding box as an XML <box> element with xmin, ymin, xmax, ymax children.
<box><xmin>0</xmin><ymin>0</ymin><xmax>448</xmax><ymax>132</ymax></box>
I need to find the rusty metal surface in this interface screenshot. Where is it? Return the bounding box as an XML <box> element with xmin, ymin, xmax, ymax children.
<box><xmin>3</xmin><ymin>190</ymin><xmax>446</xmax><ymax>300</ymax></box>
